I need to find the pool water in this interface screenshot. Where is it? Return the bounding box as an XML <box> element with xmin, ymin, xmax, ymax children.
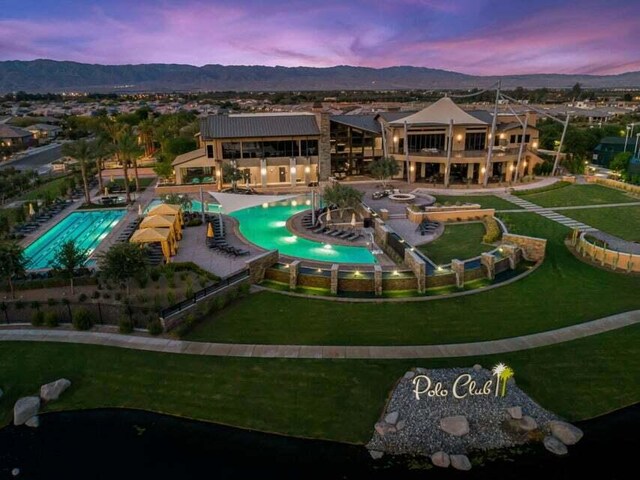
<box><xmin>146</xmin><ymin>199</ymin><xmax>220</xmax><ymax>214</ymax></box>
<box><xmin>230</xmin><ymin>198</ymin><xmax>376</xmax><ymax>264</ymax></box>
<box><xmin>24</xmin><ymin>210</ymin><xmax>126</xmax><ymax>270</ymax></box>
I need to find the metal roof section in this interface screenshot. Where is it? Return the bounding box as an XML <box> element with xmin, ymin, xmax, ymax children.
<box><xmin>330</xmin><ymin>115</ymin><xmax>382</xmax><ymax>134</ymax></box>
<box><xmin>200</xmin><ymin>114</ymin><xmax>320</xmax><ymax>139</ymax></box>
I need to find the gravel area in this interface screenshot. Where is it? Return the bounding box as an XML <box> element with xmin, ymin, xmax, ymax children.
<box><xmin>367</xmin><ymin>366</ymin><xmax>559</xmax><ymax>456</ymax></box>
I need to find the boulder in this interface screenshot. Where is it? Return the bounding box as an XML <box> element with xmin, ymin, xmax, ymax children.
<box><xmin>11</xmin><ymin>468</ymin><xmax>20</xmax><ymax>477</ymax></box>
<box><xmin>14</xmin><ymin>396</ymin><xmax>40</xmax><ymax>426</ymax></box>
<box><xmin>439</xmin><ymin>415</ymin><xmax>469</xmax><ymax>437</ymax></box>
<box><xmin>507</xmin><ymin>406</ymin><xmax>523</xmax><ymax>420</ymax></box>
<box><xmin>416</xmin><ymin>367</ymin><xmax>427</xmax><ymax>374</ymax></box>
<box><xmin>369</xmin><ymin>450</ymin><xmax>384</xmax><ymax>460</ymax></box>
<box><xmin>431</xmin><ymin>451</ymin><xmax>450</xmax><ymax>468</ymax></box>
<box><xmin>396</xmin><ymin>420</ymin><xmax>406</xmax><ymax>431</ymax></box>
<box><xmin>385</xmin><ymin>411</ymin><xmax>399</xmax><ymax>425</ymax></box>
<box><xmin>548</xmin><ymin>421</ymin><xmax>583</xmax><ymax>445</ymax></box>
<box><xmin>450</xmin><ymin>454</ymin><xmax>472</xmax><ymax>471</ymax></box>
<box><xmin>517</xmin><ymin>416</ymin><xmax>537</xmax><ymax>432</ymax></box>
<box><xmin>40</xmin><ymin>378</ymin><xmax>71</xmax><ymax>402</ymax></box>
<box><xmin>375</xmin><ymin>422</ymin><xmax>396</xmax><ymax>436</ymax></box>
<box><xmin>543</xmin><ymin>435</ymin><xmax>568</xmax><ymax>455</ymax></box>
<box><xmin>403</xmin><ymin>371</ymin><xmax>415</xmax><ymax>380</ymax></box>
<box><xmin>25</xmin><ymin>416</ymin><xmax>40</xmax><ymax>428</ymax></box>
<box><xmin>472</xmin><ymin>364</ymin><xmax>482</xmax><ymax>372</ymax></box>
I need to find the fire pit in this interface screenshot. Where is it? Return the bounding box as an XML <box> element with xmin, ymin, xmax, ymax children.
<box><xmin>388</xmin><ymin>193</ymin><xmax>416</xmax><ymax>203</ymax></box>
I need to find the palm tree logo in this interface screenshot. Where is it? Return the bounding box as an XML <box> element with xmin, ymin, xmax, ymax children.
<box><xmin>492</xmin><ymin>363</ymin><xmax>515</xmax><ymax>397</ymax></box>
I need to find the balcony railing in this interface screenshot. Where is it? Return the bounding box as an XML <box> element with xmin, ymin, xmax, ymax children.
<box><xmin>390</xmin><ymin>147</ymin><xmax>531</xmax><ymax>160</ymax></box>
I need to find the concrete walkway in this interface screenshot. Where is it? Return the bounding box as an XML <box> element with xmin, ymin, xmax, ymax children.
<box><xmin>1</xmin><ymin>310</ymin><xmax>637</xmax><ymax>359</ymax></box>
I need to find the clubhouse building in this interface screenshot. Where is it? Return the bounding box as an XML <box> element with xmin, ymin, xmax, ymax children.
<box><xmin>172</xmin><ymin>97</ymin><xmax>543</xmax><ymax>188</ymax></box>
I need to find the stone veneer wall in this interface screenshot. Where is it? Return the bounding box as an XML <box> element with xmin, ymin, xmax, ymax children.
<box><xmin>502</xmin><ymin>233</ymin><xmax>547</xmax><ymax>262</ymax></box>
<box><xmin>404</xmin><ymin>249</ymin><xmax>427</xmax><ymax>293</ymax></box>
<box><xmin>586</xmin><ymin>176</ymin><xmax>640</xmax><ymax>196</ymax></box>
<box><xmin>576</xmin><ymin>234</ymin><xmax>640</xmax><ymax>273</ymax></box>
<box><xmin>316</xmin><ymin>112</ymin><xmax>331</xmax><ymax>181</ymax></box>
<box><xmin>246</xmin><ymin>250</ymin><xmax>280</xmax><ymax>283</ymax></box>
<box><xmin>265</xmin><ymin>269</ymin><xmax>289</xmax><ymax>283</ymax></box>
<box><xmin>422</xmin><ymin>209</ymin><xmax>495</xmax><ymax>224</ymax></box>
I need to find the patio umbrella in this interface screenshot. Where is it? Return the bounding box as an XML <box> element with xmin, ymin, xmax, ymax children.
<box><xmin>326</xmin><ymin>209</ymin><xmax>332</xmax><ymax>223</ymax></box>
<box><xmin>207</xmin><ymin>222</ymin><xmax>214</xmax><ymax>238</ymax></box>
<box><xmin>138</xmin><ymin>204</ymin><xmax>143</xmax><ymax>216</ymax></box>
<box><xmin>28</xmin><ymin>203</ymin><xmax>35</xmax><ymax>216</ymax></box>
<box><xmin>351</xmin><ymin>212</ymin><xmax>357</xmax><ymax>228</ymax></box>
<box><xmin>104</xmin><ymin>187</ymin><xmax>109</xmax><ymax>196</ymax></box>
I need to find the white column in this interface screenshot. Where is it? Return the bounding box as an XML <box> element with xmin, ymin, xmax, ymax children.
<box><xmin>290</xmin><ymin>157</ymin><xmax>297</xmax><ymax>187</ymax></box>
<box><xmin>260</xmin><ymin>158</ymin><xmax>267</xmax><ymax>187</ymax></box>
<box><xmin>304</xmin><ymin>160</ymin><xmax>310</xmax><ymax>184</ymax></box>
<box><xmin>403</xmin><ymin>121</ymin><xmax>410</xmax><ymax>184</ymax></box>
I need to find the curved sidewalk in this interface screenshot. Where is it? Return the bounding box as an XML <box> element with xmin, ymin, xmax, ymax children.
<box><xmin>1</xmin><ymin>310</ymin><xmax>638</xmax><ymax>359</ymax></box>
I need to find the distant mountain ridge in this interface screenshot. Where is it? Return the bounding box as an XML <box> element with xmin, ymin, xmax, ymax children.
<box><xmin>1</xmin><ymin>59</ymin><xmax>640</xmax><ymax>93</ymax></box>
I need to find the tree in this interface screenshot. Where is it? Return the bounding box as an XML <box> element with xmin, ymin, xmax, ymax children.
<box><xmin>117</xmin><ymin>126</ymin><xmax>143</xmax><ymax>194</ymax></box>
<box><xmin>570</xmin><ymin>82</ymin><xmax>582</xmax><ymax>100</ymax></box>
<box><xmin>92</xmin><ymin>138</ymin><xmax>113</xmax><ymax>194</ymax></box>
<box><xmin>50</xmin><ymin>240</ymin><xmax>88</xmax><ymax>295</ymax></box>
<box><xmin>161</xmin><ymin>193</ymin><xmax>192</xmax><ymax>210</ymax></box>
<box><xmin>153</xmin><ymin>158</ymin><xmax>174</xmax><ymax>182</ymax></box>
<box><xmin>610</xmin><ymin>151</ymin><xmax>632</xmax><ymax>175</ymax></box>
<box><xmin>222</xmin><ymin>162</ymin><xmax>246</xmax><ymax>191</ymax></box>
<box><xmin>322</xmin><ymin>183</ymin><xmax>364</xmax><ymax>220</ymax></box>
<box><xmin>138</xmin><ymin>118</ymin><xmax>156</xmax><ymax>157</ymax></box>
<box><xmin>62</xmin><ymin>139</ymin><xmax>94</xmax><ymax>205</ymax></box>
<box><xmin>0</xmin><ymin>242</ymin><xmax>27</xmax><ymax>299</ymax></box>
<box><xmin>368</xmin><ymin>156</ymin><xmax>400</xmax><ymax>187</ymax></box>
<box><xmin>98</xmin><ymin>243</ymin><xmax>147</xmax><ymax>296</ymax></box>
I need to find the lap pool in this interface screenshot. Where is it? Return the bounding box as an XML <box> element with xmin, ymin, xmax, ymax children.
<box><xmin>24</xmin><ymin>209</ymin><xmax>127</xmax><ymax>270</ymax></box>
<box><xmin>230</xmin><ymin>197</ymin><xmax>376</xmax><ymax>264</ymax></box>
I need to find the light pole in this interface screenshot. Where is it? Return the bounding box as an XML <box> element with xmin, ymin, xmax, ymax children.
<box><xmin>635</xmin><ymin>133</ymin><xmax>640</xmax><ymax>157</ymax></box>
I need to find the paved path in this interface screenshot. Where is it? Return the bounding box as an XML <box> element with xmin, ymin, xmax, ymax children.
<box><xmin>498</xmin><ymin>194</ymin><xmax>598</xmax><ymax>232</ymax></box>
<box><xmin>1</xmin><ymin>310</ymin><xmax>637</xmax><ymax>359</ymax></box>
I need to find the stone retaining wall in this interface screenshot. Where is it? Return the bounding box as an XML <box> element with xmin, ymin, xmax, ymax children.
<box><xmin>585</xmin><ymin>176</ymin><xmax>640</xmax><ymax>196</ymax></box>
<box><xmin>502</xmin><ymin>233</ymin><xmax>547</xmax><ymax>261</ymax></box>
<box><xmin>246</xmin><ymin>250</ymin><xmax>280</xmax><ymax>282</ymax></box>
<box><xmin>576</xmin><ymin>233</ymin><xmax>640</xmax><ymax>273</ymax></box>
<box><xmin>407</xmin><ymin>208</ymin><xmax>495</xmax><ymax>224</ymax></box>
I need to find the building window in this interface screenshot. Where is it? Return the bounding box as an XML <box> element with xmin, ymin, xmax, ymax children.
<box><xmin>241</xmin><ymin>141</ymin><xmax>262</xmax><ymax>158</ymax></box>
<box><xmin>301</xmin><ymin>139</ymin><xmax>318</xmax><ymax>156</ymax></box>
<box><xmin>206</xmin><ymin>144</ymin><xmax>214</xmax><ymax>158</ymax></box>
<box><xmin>180</xmin><ymin>166</ymin><xmax>215</xmax><ymax>184</ymax></box>
<box><xmin>262</xmin><ymin>140</ymin><xmax>297</xmax><ymax>158</ymax></box>
<box><xmin>221</xmin><ymin>142</ymin><xmax>240</xmax><ymax>159</ymax></box>
<box><xmin>464</xmin><ymin>132</ymin><xmax>486</xmax><ymax>151</ymax></box>
<box><xmin>509</xmin><ymin>134</ymin><xmax>531</xmax><ymax>144</ymax></box>
<box><xmin>408</xmin><ymin>134</ymin><xmax>445</xmax><ymax>153</ymax></box>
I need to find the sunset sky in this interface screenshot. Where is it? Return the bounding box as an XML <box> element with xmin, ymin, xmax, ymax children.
<box><xmin>1</xmin><ymin>0</ymin><xmax>638</xmax><ymax>75</ymax></box>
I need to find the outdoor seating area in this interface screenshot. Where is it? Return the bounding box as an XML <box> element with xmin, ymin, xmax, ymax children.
<box><xmin>206</xmin><ymin>215</ymin><xmax>250</xmax><ymax>257</ymax></box>
<box><xmin>10</xmin><ymin>199</ymin><xmax>73</xmax><ymax>238</ymax></box>
<box><xmin>115</xmin><ymin>218</ymin><xmax>142</xmax><ymax>243</ymax></box>
<box><xmin>128</xmin><ymin>203</ymin><xmax>184</xmax><ymax>264</ymax></box>
<box><xmin>308</xmin><ymin>208</ymin><xmax>364</xmax><ymax>242</ymax></box>
<box><xmin>371</xmin><ymin>188</ymin><xmax>400</xmax><ymax>200</ymax></box>
<box><xmin>417</xmin><ymin>219</ymin><xmax>442</xmax><ymax>236</ymax></box>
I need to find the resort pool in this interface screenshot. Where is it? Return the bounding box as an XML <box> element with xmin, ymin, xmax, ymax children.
<box><xmin>230</xmin><ymin>198</ymin><xmax>376</xmax><ymax>264</ymax></box>
<box><xmin>24</xmin><ymin>209</ymin><xmax>126</xmax><ymax>270</ymax></box>
<box><xmin>146</xmin><ymin>199</ymin><xmax>220</xmax><ymax>214</ymax></box>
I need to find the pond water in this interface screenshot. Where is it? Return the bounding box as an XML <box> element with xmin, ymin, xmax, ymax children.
<box><xmin>0</xmin><ymin>405</ymin><xmax>637</xmax><ymax>479</ymax></box>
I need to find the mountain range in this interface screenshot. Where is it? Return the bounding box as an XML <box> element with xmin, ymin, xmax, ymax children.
<box><xmin>1</xmin><ymin>60</ymin><xmax>640</xmax><ymax>93</ymax></box>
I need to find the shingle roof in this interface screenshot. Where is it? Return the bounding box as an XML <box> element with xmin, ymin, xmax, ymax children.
<box><xmin>200</xmin><ymin>114</ymin><xmax>320</xmax><ymax>139</ymax></box>
<box><xmin>172</xmin><ymin>148</ymin><xmax>206</xmax><ymax>166</ymax></box>
<box><xmin>331</xmin><ymin>115</ymin><xmax>381</xmax><ymax>134</ymax></box>
<box><xmin>0</xmin><ymin>124</ymin><xmax>32</xmax><ymax>138</ymax></box>
<box><xmin>468</xmin><ymin>110</ymin><xmax>494</xmax><ymax>124</ymax></box>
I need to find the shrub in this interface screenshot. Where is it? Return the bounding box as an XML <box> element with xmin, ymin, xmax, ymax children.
<box><xmin>78</xmin><ymin>293</ymin><xmax>88</xmax><ymax>302</ymax></box>
<box><xmin>482</xmin><ymin>216</ymin><xmax>502</xmax><ymax>243</ymax></box>
<box><xmin>149</xmin><ymin>269</ymin><xmax>161</xmax><ymax>282</ymax></box>
<box><xmin>180</xmin><ymin>273</ymin><xmax>187</xmax><ymax>281</ymax></box>
<box><xmin>91</xmin><ymin>291</ymin><xmax>100</xmax><ymax>299</ymax></box>
<box><xmin>47</xmin><ymin>298</ymin><xmax>58</xmax><ymax>306</ymax></box>
<box><xmin>147</xmin><ymin>319</ymin><xmax>163</xmax><ymax>336</ymax></box>
<box><xmin>167</xmin><ymin>280</ymin><xmax>176</xmax><ymax>289</ymax></box>
<box><xmin>184</xmin><ymin>286</ymin><xmax>194</xmax><ymax>300</ymax></box>
<box><xmin>167</xmin><ymin>290</ymin><xmax>176</xmax><ymax>305</ymax></box>
<box><xmin>173</xmin><ymin>314</ymin><xmax>196</xmax><ymax>338</ymax></box>
<box><xmin>102</xmin><ymin>292</ymin><xmax>111</xmax><ymax>299</ymax></box>
<box><xmin>135</xmin><ymin>293</ymin><xmax>148</xmax><ymax>304</ymax></box>
<box><xmin>72</xmin><ymin>308</ymin><xmax>93</xmax><ymax>331</ymax></box>
<box><xmin>238</xmin><ymin>283</ymin><xmax>250</xmax><ymax>296</ymax></box>
<box><xmin>44</xmin><ymin>311</ymin><xmax>59</xmax><ymax>327</ymax></box>
<box><xmin>118</xmin><ymin>317</ymin><xmax>134</xmax><ymax>334</ymax></box>
<box><xmin>135</xmin><ymin>272</ymin><xmax>149</xmax><ymax>289</ymax></box>
<box><xmin>30</xmin><ymin>300</ymin><xmax>40</xmax><ymax>310</ymax></box>
<box><xmin>114</xmin><ymin>292</ymin><xmax>122</xmax><ymax>301</ymax></box>
<box><xmin>31</xmin><ymin>310</ymin><xmax>44</xmax><ymax>326</ymax></box>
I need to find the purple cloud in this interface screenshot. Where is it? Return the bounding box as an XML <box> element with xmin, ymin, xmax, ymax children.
<box><xmin>0</xmin><ymin>0</ymin><xmax>637</xmax><ymax>75</ymax></box>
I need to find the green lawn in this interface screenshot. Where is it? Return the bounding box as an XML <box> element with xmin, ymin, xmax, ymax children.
<box><xmin>108</xmin><ymin>177</ymin><xmax>155</xmax><ymax>189</ymax></box>
<box><xmin>434</xmin><ymin>195</ymin><xmax>519</xmax><ymax>210</ymax></box>
<box><xmin>417</xmin><ymin>223</ymin><xmax>493</xmax><ymax>264</ymax></box>
<box><xmin>517</xmin><ymin>184</ymin><xmax>639</xmax><ymax>208</ymax></box>
<box><xmin>20</xmin><ymin>175</ymin><xmax>71</xmax><ymax>201</ymax></box>
<box><xmin>186</xmin><ymin>213</ymin><xmax>640</xmax><ymax>345</ymax></box>
<box><xmin>564</xmin><ymin>206</ymin><xmax>640</xmax><ymax>242</ymax></box>
<box><xmin>1</xmin><ymin>324</ymin><xmax>638</xmax><ymax>443</ymax></box>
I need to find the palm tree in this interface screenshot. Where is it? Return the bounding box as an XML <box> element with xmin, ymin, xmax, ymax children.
<box><xmin>62</xmin><ymin>139</ymin><xmax>94</xmax><ymax>205</ymax></box>
<box><xmin>499</xmin><ymin>366</ymin><xmax>515</xmax><ymax>397</ymax></box>
<box><xmin>117</xmin><ymin>127</ymin><xmax>143</xmax><ymax>198</ymax></box>
<box><xmin>137</xmin><ymin>119</ymin><xmax>155</xmax><ymax>157</ymax></box>
<box><xmin>0</xmin><ymin>242</ymin><xmax>27</xmax><ymax>299</ymax></box>
<box><xmin>91</xmin><ymin>138</ymin><xmax>113</xmax><ymax>195</ymax></box>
